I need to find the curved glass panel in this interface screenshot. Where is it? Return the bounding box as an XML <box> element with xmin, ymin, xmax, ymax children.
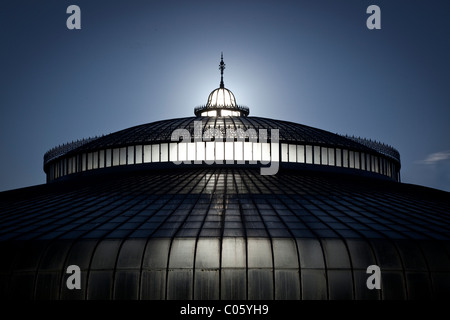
<box><xmin>207</xmin><ymin>88</ymin><xmax>236</xmax><ymax>107</ymax></box>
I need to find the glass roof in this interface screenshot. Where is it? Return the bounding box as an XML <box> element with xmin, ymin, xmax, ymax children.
<box><xmin>206</xmin><ymin>87</ymin><xmax>237</xmax><ymax>107</ymax></box>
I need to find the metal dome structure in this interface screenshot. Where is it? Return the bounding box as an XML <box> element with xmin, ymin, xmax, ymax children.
<box><xmin>1</xmin><ymin>55</ymin><xmax>449</xmax><ymax>301</ymax></box>
<box><xmin>194</xmin><ymin>53</ymin><xmax>249</xmax><ymax>117</ymax></box>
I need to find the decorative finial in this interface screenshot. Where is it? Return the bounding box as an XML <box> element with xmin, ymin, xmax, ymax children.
<box><xmin>219</xmin><ymin>52</ymin><xmax>225</xmax><ymax>88</ymax></box>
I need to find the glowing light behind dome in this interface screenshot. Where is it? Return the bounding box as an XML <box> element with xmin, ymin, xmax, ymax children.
<box><xmin>195</xmin><ymin>54</ymin><xmax>249</xmax><ymax>117</ymax></box>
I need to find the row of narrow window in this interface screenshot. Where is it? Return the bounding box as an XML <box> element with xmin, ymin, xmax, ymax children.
<box><xmin>47</xmin><ymin>142</ymin><xmax>398</xmax><ymax>181</ymax></box>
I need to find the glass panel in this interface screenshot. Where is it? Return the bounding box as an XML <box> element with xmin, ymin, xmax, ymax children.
<box><xmin>160</xmin><ymin>143</ymin><xmax>168</xmax><ymax>162</ymax></box>
<box><xmin>297</xmin><ymin>145</ymin><xmax>305</xmax><ymax>163</ymax></box>
<box><xmin>67</xmin><ymin>158</ymin><xmax>72</xmax><ymax>175</ymax></box>
<box><xmin>151</xmin><ymin>144</ymin><xmax>160</xmax><ymax>162</ymax></box>
<box><xmin>195</xmin><ymin>141</ymin><xmax>205</xmax><ymax>161</ymax></box>
<box><xmin>195</xmin><ymin>238</ymin><xmax>220</xmax><ymax>269</ymax></box>
<box><xmin>321</xmin><ymin>147</ymin><xmax>328</xmax><ymax>165</ymax></box>
<box><xmin>281</xmin><ymin>144</ymin><xmax>288</xmax><ymax>162</ymax></box>
<box><xmin>261</xmin><ymin>142</ymin><xmax>270</xmax><ymax>164</ymax></box>
<box><xmin>381</xmin><ymin>272</ymin><xmax>406</xmax><ymax>299</ymax></box>
<box><xmin>322</xmin><ymin>239</ymin><xmax>351</xmax><ymax>268</ymax></box>
<box><xmin>216</xmin><ymin>141</ymin><xmax>225</xmax><ymax>162</ymax></box>
<box><xmin>328</xmin><ymin>148</ymin><xmax>335</xmax><ymax>166</ymax></box>
<box><xmin>113</xmin><ymin>271</ymin><xmax>139</xmax><ymax>300</ymax></box>
<box><xmin>106</xmin><ymin>149</ymin><xmax>112</xmax><ymax>167</ymax></box>
<box><xmin>135</xmin><ymin>145</ymin><xmax>143</xmax><ymax>164</ymax></box>
<box><xmin>235</xmin><ymin>141</ymin><xmax>243</xmax><ymax>161</ymax></box>
<box><xmin>394</xmin><ymin>240</ymin><xmax>427</xmax><ymax>271</ymax></box>
<box><xmin>275</xmin><ymin>270</ymin><xmax>300</xmax><ymax>299</ymax></box>
<box><xmin>82</xmin><ymin>153</ymin><xmax>87</xmax><ymax>171</ymax></box>
<box><xmin>314</xmin><ymin>146</ymin><xmax>321</xmax><ymax>165</ymax></box>
<box><xmin>336</xmin><ymin>148</ymin><xmax>342</xmax><ymax>167</ymax></box>
<box><xmin>221</xmin><ymin>110</ymin><xmax>234</xmax><ymax>116</ymax></box>
<box><xmin>253</xmin><ymin>142</ymin><xmax>261</xmax><ymax>161</ymax></box>
<box><xmin>127</xmin><ymin>146</ymin><xmax>134</xmax><ymax>165</ymax></box>
<box><xmin>305</xmin><ymin>145</ymin><xmax>313</xmax><ymax>164</ymax></box>
<box><xmin>143</xmin><ymin>239</ymin><xmax>171</xmax><ymax>269</ymax></box>
<box><xmin>65</xmin><ymin>240</ymin><xmax>99</xmax><ymax>269</ymax></box>
<box><xmin>225</xmin><ymin>141</ymin><xmax>234</xmax><ymax>161</ymax></box>
<box><xmin>143</xmin><ymin>145</ymin><xmax>151</xmax><ymax>163</ymax></box>
<box><xmin>68</xmin><ymin>157</ymin><xmax>72</xmax><ymax>174</ymax></box>
<box><xmin>167</xmin><ymin>269</ymin><xmax>193</xmax><ymax>299</ymax></box>
<box><xmin>349</xmin><ymin>151</ymin><xmax>355</xmax><ymax>168</ymax></box>
<box><xmin>360</xmin><ymin>152</ymin><xmax>365</xmax><ymax>170</ymax></box>
<box><xmin>301</xmin><ymin>269</ymin><xmax>327</xmax><ymax>299</ymax></box>
<box><xmin>273</xmin><ymin>239</ymin><xmax>298</xmax><ymax>268</ymax></box>
<box><xmin>141</xmin><ymin>270</ymin><xmax>166</xmax><ymax>299</ymax></box>
<box><xmin>35</xmin><ymin>272</ymin><xmax>64</xmax><ymax>299</ymax></box>
<box><xmin>73</xmin><ymin>156</ymin><xmax>77</xmax><ymax>173</ymax></box>
<box><xmin>187</xmin><ymin>142</ymin><xmax>195</xmax><ymax>161</ymax></box>
<box><xmin>328</xmin><ymin>270</ymin><xmax>353</xmax><ymax>300</ymax></box>
<box><xmin>120</xmin><ymin>147</ymin><xmax>127</xmax><ymax>165</ymax></box>
<box><xmin>99</xmin><ymin>150</ymin><xmax>105</xmax><ymax>168</ymax></box>
<box><xmin>87</xmin><ymin>271</ymin><xmax>113</xmax><ymax>299</ymax></box>
<box><xmin>93</xmin><ymin>151</ymin><xmax>99</xmax><ymax>169</ymax></box>
<box><xmin>221</xmin><ymin>269</ymin><xmax>246</xmax><ymax>300</ymax></box>
<box><xmin>296</xmin><ymin>238</ymin><xmax>325</xmax><ymax>269</ymax></box>
<box><xmin>272</xmin><ymin>141</ymin><xmax>279</xmax><ymax>162</ymax></box>
<box><xmin>370</xmin><ymin>239</ymin><xmax>402</xmax><ymax>270</ymax></box>
<box><xmin>91</xmin><ymin>240</ymin><xmax>122</xmax><ymax>269</ymax></box>
<box><xmin>169</xmin><ymin>143</ymin><xmax>177</xmax><ymax>162</ymax></box>
<box><xmin>248</xmin><ymin>269</ymin><xmax>273</xmax><ymax>300</ymax></box>
<box><xmin>289</xmin><ymin>144</ymin><xmax>296</xmax><ymax>162</ymax></box>
<box><xmin>355</xmin><ymin>151</ymin><xmax>360</xmax><ymax>169</ymax></box>
<box><xmin>178</xmin><ymin>142</ymin><xmax>187</xmax><ymax>162</ymax></box>
<box><xmin>169</xmin><ymin>239</ymin><xmax>196</xmax><ymax>269</ymax></box>
<box><xmin>116</xmin><ymin>239</ymin><xmax>147</xmax><ymax>269</ymax></box>
<box><xmin>87</xmin><ymin>152</ymin><xmax>93</xmax><ymax>170</ymax></box>
<box><xmin>222</xmin><ymin>238</ymin><xmax>246</xmax><ymax>268</ymax></box>
<box><xmin>244</xmin><ymin>142</ymin><xmax>253</xmax><ymax>161</ymax></box>
<box><xmin>248</xmin><ymin>239</ymin><xmax>272</xmax><ymax>268</ymax></box>
<box><xmin>194</xmin><ymin>270</ymin><xmax>219</xmax><ymax>299</ymax></box>
<box><xmin>206</xmin><ymin>141</ymin><xmax>215</xmax><ymax>162</ymax></box>
<box><xmin>54</xmin><ymin>162</ymin><xmax>58</xmax><ymax>178</ymax></box>
<box><xmin>405</xmin><ymin>272</ymin><xmax>431</xmax><ymax>299</ymax></box>
<box><xmin>342</xmin><ymin>149</ymin><xmax>349</xmax><ymax>168</ymax></box>
<box><xmin>113</xmin><ymin>148</ymin><xmax>120</xmax><ymax>166</ymax></box>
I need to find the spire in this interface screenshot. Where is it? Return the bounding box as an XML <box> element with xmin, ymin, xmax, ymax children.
<box><xmin>219</xmin><ymin>52</ymin><xmax>225</xmax><ymax>88</ymax></box>
<box><xmin>194</xmin><ymin>53</ymin><xmax>249</xmax><ymax>117</ymax></box>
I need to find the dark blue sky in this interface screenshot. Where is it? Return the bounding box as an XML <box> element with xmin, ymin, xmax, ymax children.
<box><xmin>1</xmin><ymin>0</ymin><xmax>449</xmax><ymax>192</ymax></box>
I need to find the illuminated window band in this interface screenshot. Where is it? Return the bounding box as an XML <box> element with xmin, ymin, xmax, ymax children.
<box><xmin>47</xmin><ymin>141</ymin><xmax>399</xmax><ymax>182</ymax></box>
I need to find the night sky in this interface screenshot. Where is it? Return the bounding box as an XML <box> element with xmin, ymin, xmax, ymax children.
<box><xmin>1</xmin><ymin>0</ymin><xmax>449</xmax><ymax>192</ymax></box>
